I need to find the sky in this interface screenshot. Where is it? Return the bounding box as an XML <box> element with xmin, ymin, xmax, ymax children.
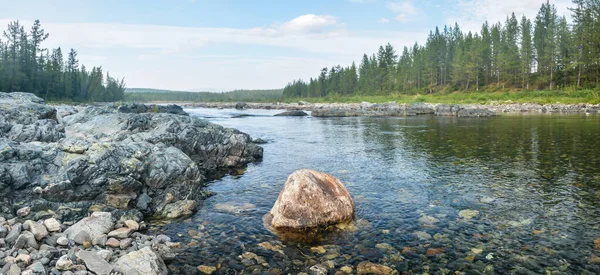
<box><xmin>0</xmin><ymin>0</ymin><xmax>573</xmax><ymax>92</ymax></box>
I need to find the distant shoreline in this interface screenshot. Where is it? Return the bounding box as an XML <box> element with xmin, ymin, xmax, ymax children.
<box><xmin>170</xmin><ymin>101</ymin><xmax>600</xmax><ymax>116</ymax></box>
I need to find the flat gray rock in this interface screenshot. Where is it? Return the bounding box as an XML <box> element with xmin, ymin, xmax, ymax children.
<box><xmin>76</xmin><ymin>250</ymin><xmax>113</xmax><ymax>275</ymax></box>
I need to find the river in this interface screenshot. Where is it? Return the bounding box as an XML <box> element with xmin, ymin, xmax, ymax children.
<box><xmin>151</xmin><ymin>108</ymin><xmax>600</xmax><ymax>274</ymax></box>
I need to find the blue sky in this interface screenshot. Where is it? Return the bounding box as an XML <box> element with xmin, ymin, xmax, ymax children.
<box><xmin>0</xmin><ymin>0</ymin><xmax>572</xmax><ymax>91</ymax></box>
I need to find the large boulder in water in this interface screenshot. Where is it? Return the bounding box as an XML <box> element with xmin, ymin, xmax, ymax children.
<box><xmin>267</xmin><ymin>169</ymin><xmax>354</xmax><ymax>229</ymax></box>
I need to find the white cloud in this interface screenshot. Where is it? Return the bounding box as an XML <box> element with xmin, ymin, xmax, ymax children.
<box><xmin>0</xmin><ymin>16</ymin><xmax>429</xmax><ymax>91</ymax></box>
<box><xmin>446</xmin><ymin>0</ymin><xmax>572</xmax><ymax>33</ymax></box>
<box><xmin>379</xmin><ymin>18</ymin><xmax>390</xmax><ymax>23</ymax></box>
<box><xmin>278</xmin><ymin>14</ymin><xmax>338</xmax><ymax>34</ymax></box>
<box><xmin>386</xmin><ymin>1</ymin><xmax>420</xmax><ymax>22</ymax></box>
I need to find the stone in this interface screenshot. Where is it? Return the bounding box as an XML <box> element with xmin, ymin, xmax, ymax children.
<box><xmin>56</xmin><ymin>236</ymin><xmax>69</xmax><ymax>246</ymax></box>
<box><xmin>92</xmin><ymin>235</ymin><xmax>107</xmax><ymax>247</ymax></box>
<box><xmin>340</xmin><ymin>266</ymin><xmax>353</xmax><ymax>274</ymax></box>
<box><xmin>160</xmin><ymin>200</ymin><xmax>197</xmax><ymax>219</ymax></box>
<box><xmin>27</xmin><ymin>262</ymin><xmax>46</xmax><ymax>274</ymax></box>
<box><xmin>15</xmin><ymin>253</ymin><xmax>31</xmax><ymax>265</ymax></box>
<box><xmin>310</xmin><ymin>246</ymin><xmax>326</xmax><ymax>254</ymax></box>
<box><xmin>124</xmin><ymin>220</ymin><xmax>140</xmax><ymax>231</ymax></box>
<box><xmin>472</xmin><ymin>248</ymin><xmax>483</xmax><ymax>255</ymax></box>
<box><xmin>0</xmin><ymin>225</ymin><xmax>7</xmax><ymax>238</ymax></box>
<box><xmin>414</xmin><ymin>231</ymin><xmax>432</xmax><ymax>240</ymax></box>
<box><xmin>274</xmin><ymin>110</ymin><xmax>309</xmax><ymax>116</ymax></box>
<box><xmin>106</xmin><ymin>238</ymin><xmax>120</xmax><ymax>248</ymax></box>
<box><xmin>64</xmin><ymin>212</ymin><xmax>113</xmax><ymax>241</ymax></box>
<box><xmin>309</xmin><ymin>264</ymin><xmax>328</xmax><ymax>275</ymax></box>
<box><xmin>235</xmin><ymin>102</ymin><xmax>247</xmax><ymax>110</ymax></box>
<box><xmin>56</xmin><ymin>255</ymin><xmax>74</xmax><ymax>270</ymax></box>
<box><xmin>16</xmin><ymin>207</ymin><xmax>31</xmax><ymax>217</ymax></box>
<box><xmin>72</xmin><ymin>230</ymin><xmax>91</xmax><ymax>245</ymax></box>
<box><xmin>5</xmin><ymin>224</ymin><xmax>21</xmax><ymax>244</ymax></box>
<box><xmin>13</xmin><ymin>231</ymin><xmax>38</xmax><ymax>249</ymax></box>
<box><xmin>107</xmin><ymin>227</ymin><xmax>133</xmax><ymax>239</ymax></box>
<box><xmin>76</xmin><ymin>250</ymin><xmax>113</xmax><ymax>275</ymax></box>
<box><xmin>120</xmin><ymin>238</ymin><xmax>133</xmax><ymax>249</ymax></box>
<box><xmin>426</xmin><ymin>248</ymin><xmax>444</xmax><ymax>256</ymax></box>
<box><xmin>24</xmin><ymin>220</ymin><xmax>49</xmax><ymax>241</ymax></box>
<box><xmin>97</xmin><ymin>250</ymin><xmax>112</xmax><ymax>261</ymax></box>
<box><xmin>266</xmin><ymin>169</ymin><xmax>354</xmax><ymax>229</ymax></box>
<box><xmin>459</xmin><ymin>209</ymin><xmax>479</xmax><ymax>220</ymax></box>
<box><xmin>197</xmin><ymin>265</ymin><xmax>217</xmax><ymax>274</ymax></box>
<box><xmin>43</xmin><ymin>218</ymin><xmax>61</xmax><ymax>232</ymax></box>
<box><xmin>5</xmin><ymin>263</ymin><xmax>21</xmax><ymax>275</ymax></box>
<box><xmin>356</xmin><ymin>261</ymin><xmax>397</xmax><ymax>275</ymax></box>
<box><xmin>113</xmin><ymin>246</ymin><xmax>168</xmax><ymax>275</ymax></box>
<box><xmin>106</xmin><ymin>194</ymin><xmax>132</xmax><ymax>209</ymax></box>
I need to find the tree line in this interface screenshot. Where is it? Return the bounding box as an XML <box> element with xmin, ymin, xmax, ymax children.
<box><xmin>283</xmin><ymin>0</ymin><xmax>600</xmax><ymax>98</ymax></box>
<box><xmin>0</xmin><ymin>20</ymin><xmax>125</xmax><ymax>102</ymax></box>
<box><xmin>125</xmin><ymin>88</ymin><xmax>283</xmax><ymax>102</ymax></box>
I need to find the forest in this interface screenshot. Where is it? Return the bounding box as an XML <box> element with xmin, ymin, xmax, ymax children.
<box><xmin>0</xmin><ymin>20</ymin><xmax>125</xmax><ymax>102</ymax></box>
<box><xmin>125</xmin><ymin>88</ymin><xmax>283</xmax><ymax>102</ymax></box>
<box><xmin>282</xmin><ymin>0</ymin><xmax>600</xmax><ymax>100</ymax></box>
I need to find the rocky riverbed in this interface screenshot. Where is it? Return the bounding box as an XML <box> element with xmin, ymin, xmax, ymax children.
<box><xmin>183</xmin><ymin>101</ymin><xmax>600</xmax><ymax>117</ymax></box>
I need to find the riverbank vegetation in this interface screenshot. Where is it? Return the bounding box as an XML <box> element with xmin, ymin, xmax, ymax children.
<box><xmin>125</xmin><ymin>88</ymin><xmax>282</xmax><ymax>102</ymax></box>
<box><xmin>0</xmin><ymin>20</ymin><xmax>125</xmax><ymax>102</ymax></box>
<box><xmin>291</xmin><ymin>89</ymin><xmax>600</xmax><ymax>104</ymax></box>
<box><xmin>282</xmin><ymin>1</ymin><xmax>600</xmax><ymax>102</ymax></box>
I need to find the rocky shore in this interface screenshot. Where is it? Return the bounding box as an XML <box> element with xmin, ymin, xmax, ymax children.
<box><xmin>183</xmin><ymin>101</ymin><xmax>600</xmax><ymax>117</ymax></box>
<box><xmin>1</xmin><ymin>91</ymin><xmax>263</xmax><ymax>221</ymax></box>
<box><xmin>0</xmin><ymin>211</ymin><xmax>180</xmax><ymax>275</ymax></box>
<box><xmin>0</xmin><ymin>92</ymin><xmax>267</xmax><ymax>274</ymax></box>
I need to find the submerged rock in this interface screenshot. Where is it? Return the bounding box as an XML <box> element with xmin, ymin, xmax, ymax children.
<box><xmin>356</xmin><ymin>261</ymin><xmax>397</xmax><ymax>275</ymax></box>
<box><xmin>266</xmin><ymin>169</ymin><xmax>354</xmax><ymax>230</ymax></box>
<box><xmin>274</xmin><ymin>110</ymin><xmax>309</xmax><ymax>116</ymax></box>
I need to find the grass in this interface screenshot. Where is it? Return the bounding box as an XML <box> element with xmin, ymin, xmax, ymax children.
<box><xmin>284</xmin><ymin>89</ymin><xmax>600</xmax><ymax>105</ymax></box>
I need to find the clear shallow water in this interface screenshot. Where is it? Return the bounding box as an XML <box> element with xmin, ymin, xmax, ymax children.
<box><xmin>152</xmin><ymin>108</ymin><xmax>600</xmax><ymax>274</ymax></box>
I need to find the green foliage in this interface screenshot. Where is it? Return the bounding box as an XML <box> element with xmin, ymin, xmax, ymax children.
<box><xmin>0</xmin><ymin>20</ymin><xmax>125</xmax><ymax>102</ymax></box>
<box><xmin>124</xmin><ymin>88</ymin><xmax>283</xmax><ymax>102</ymax></box>
<box><xmin>282</xmin><ymin>1</ymin><xmax>600</xmax><ymax>100</ymax></box>
<box><xmin>283</xmin><ymin>89</ymin><xmax>600</xmax><ymax>105</ymax></box>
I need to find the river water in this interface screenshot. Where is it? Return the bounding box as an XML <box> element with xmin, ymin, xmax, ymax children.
<box><xmin>152</xmin><ymin>108</ymin><xmax>600</xmax><ymax>274</ymax></box>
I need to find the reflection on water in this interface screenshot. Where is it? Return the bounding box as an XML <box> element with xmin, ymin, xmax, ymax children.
<box><xmin>151</xmin><ymin>108</ymin><xmax>600</xmax><ymax>274</ymax></box>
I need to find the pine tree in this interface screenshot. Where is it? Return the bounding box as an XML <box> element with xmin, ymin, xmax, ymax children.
<box><xmin>520</xmin><ymin>16</ymin><xmax>533</xmax><ymax>89</ymax></box>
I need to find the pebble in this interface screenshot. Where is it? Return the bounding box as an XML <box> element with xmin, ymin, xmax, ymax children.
<box><xmin>197</xmin><ymin>265</ymin><xmax>217</xmax><ymax>274</ymax></box>
<box><xmin>43</xmin><ymin>218</ymin><xmax>62</xmax><ymax>232</ymax></box>
<box><xmin>16</xmin><ymin>207</ymin><xmax>31</xmax><ymax>217</ymax></box>
<box><xmin>57</xmin><ymin>237</ymin><xmax>69</xmax><ymax>246</ymax></box>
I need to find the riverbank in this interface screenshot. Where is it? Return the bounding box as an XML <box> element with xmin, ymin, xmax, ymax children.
<box><xmin>1</xmin><ymin>92</ymin><xmax>265</xmax><ymax>273</ymax></box>
<box><xmin>182</xmin><ymin>101</ymin><xmax>600</xmax><ymax>117</ymax></box>
<box><xmin>1</xmin><ymin>211</ymin><xmax>180</xmax><ymax>274</ymax></box>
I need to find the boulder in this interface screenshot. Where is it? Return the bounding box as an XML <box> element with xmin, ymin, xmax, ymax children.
<box><xmin>266</xmin><ymin>169</ymin><xmax>354</xmax><ymax>229</ymax></box>
<box><xmin>235</xmin><ymin>102</ymin><xmax>247</xmax><ymax>110</ymax></box>
<box><xmin>63</xmin><ymin>212</ymin><xmax>114</xmax><ymax>241</ymax></box>
<box><xmin>113</xmin><ymin>246</ymin><xmax>168</xmax><ymax>275</ymax></box>
<box><xmin>274</xmin><ymin>110</ymin><xmax>308</xmax><ymax>117</ymax></box>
